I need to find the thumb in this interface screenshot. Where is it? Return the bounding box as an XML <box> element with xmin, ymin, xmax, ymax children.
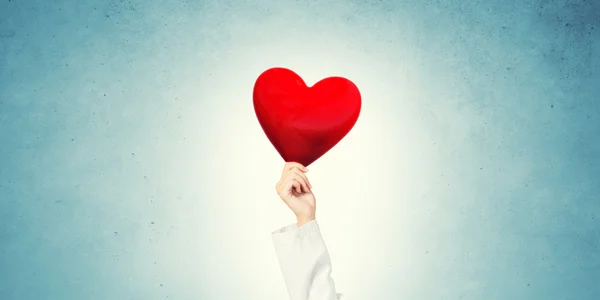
<box><xmin>278</xmin><ymin>180</ymin><xmax>293</xmax><ymax>200</ymax></box>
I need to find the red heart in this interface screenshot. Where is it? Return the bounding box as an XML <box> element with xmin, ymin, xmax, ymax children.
<box><xmin>253</xmin><ymin>67</ymin><xmax>361</xmax><ymax>167</ymax></box>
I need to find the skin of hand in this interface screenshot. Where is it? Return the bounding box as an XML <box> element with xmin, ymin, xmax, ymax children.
<box><xmin>275</xmin><ymin>162</ymin><xmax>315</xmax><ymax>227</ymax></box>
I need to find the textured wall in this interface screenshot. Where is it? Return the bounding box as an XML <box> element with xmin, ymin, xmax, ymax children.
<box><xmin>1</xmin><ymin>0</ymin><xmax>599</xmax><ymax>299</ymax></box>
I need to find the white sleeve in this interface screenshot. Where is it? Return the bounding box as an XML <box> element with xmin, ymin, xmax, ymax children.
<box><xmin>272</xmin><ymin>219</ymin><xmax>343</xmax><ymax>300</ymax></box>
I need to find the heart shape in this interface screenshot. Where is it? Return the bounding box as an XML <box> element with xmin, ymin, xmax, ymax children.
<box><xmin>253</xmin><ymin>67</ymin><xmax>361</xmax><ymax>167</ymax></box>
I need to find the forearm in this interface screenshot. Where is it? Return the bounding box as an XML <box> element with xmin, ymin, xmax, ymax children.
<box><xmin>272</xmin><ymin>220</ymin><xmax>342</xmax><ymax>300</ymax></box>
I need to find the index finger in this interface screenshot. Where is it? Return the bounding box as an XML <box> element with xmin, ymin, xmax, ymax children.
<box><xmin>282</xmin><ymin>161</ymin><xmax>308</xmax><ymax>175</ymax></box>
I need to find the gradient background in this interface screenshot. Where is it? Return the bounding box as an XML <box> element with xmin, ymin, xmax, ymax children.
<box><xmin>1</xmin><ymin>0</ymin><xmax>599</xmax><ymax>299</ymax></box>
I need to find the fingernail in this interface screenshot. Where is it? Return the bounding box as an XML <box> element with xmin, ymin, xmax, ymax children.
<box><xmin>304</xmin><ymin>168</ymin><xmax>308</xmax><ymax>172</ymax></box>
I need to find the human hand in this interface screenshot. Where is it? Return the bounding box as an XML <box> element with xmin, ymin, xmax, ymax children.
<box><xmin>275</xmin><ymin>162</ymin><xmax>315</xmax><ymax>227</ymax></box>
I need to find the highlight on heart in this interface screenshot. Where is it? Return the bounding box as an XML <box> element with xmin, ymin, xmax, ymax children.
<box><xmin>253</xmin><ymin>67</ymin><xmax>361</xmax><ymax>167</ymax></box>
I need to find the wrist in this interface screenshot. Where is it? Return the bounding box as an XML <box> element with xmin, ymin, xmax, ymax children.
<box><xmin>296</xmin><ymin>215</ymin><xmax>315</xmax><ymax>227</ymax></box>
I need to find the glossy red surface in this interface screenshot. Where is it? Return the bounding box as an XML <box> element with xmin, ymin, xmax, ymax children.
<box><xmin>253</xmin><ymin>67</ymin><xmax>361</xmax><ymax>167</ymax></box>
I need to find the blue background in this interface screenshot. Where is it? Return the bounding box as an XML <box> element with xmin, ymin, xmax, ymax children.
<box><xmin>1</xmin><ymin>0</ymin><xmax>599</xmax><ymax>299</ymax></box>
